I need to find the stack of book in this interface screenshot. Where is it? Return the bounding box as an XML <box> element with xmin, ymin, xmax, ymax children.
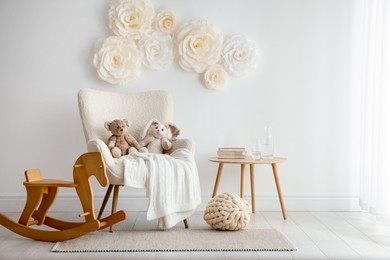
<box><xmin>217</xmin><ymin>147</ymin><xmax>247</xmax><ymax>159</ymax></box>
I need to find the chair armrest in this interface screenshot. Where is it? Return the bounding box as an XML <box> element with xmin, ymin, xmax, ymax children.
<box><xmin>166</xmin><ymin>138</ymin><xmax>195</xmax><ymax>155</ymax></box>
<box><xmin>87</xmin><ymin>139</ymin><xmax>114</xmax><ymax>165</ymax></box>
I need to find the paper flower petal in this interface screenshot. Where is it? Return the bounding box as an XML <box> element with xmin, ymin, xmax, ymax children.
<box><xmin>138</xmin><ymin>32</ymin><xmax>173</xmax><ymax>70</ymax></box>
<box><xmin>108</xmin><ymin>0</ymin><xmax>155</xmax><ymax>40</ymax></box>
<box><xmin>222</xmin><ymin>35</ymin><xmax>259</xmax><ymax>77</ymax></box>
<box><xmin>174</xmin><ymin>20</ymin><xmax>223</xmax><ymax>73</ymax></box>
<box><xmin>93</xmin><ymin>36</ymin><xmax>141</xmax><ymax>84</ymax></box>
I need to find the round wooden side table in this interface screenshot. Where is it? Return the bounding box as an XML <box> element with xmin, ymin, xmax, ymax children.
<box><xmin>209</xmin><ymin>156</ymin><xmax>287</xmax><ymax>219</ymax></box>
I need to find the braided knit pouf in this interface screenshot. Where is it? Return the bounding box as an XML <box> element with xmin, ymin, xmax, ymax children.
<box><xmin>203</xmin><ymin>192</ymin><xmax>252</xmax><ymax>231</ymax></box>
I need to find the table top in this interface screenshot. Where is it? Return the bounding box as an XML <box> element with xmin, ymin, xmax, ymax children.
<box><xmin>209</xmin><ymin>156</ymin><xmax>287</xmax><ymax>164</ymax></box>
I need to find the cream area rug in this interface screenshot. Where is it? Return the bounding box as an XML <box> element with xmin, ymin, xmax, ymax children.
<box><xmin>51</xmin><ymin>228</ymin><xmax>296</xmax><ymax>253</ymax></box>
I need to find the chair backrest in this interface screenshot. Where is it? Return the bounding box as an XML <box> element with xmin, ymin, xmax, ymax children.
<box><xmin>78</xmin><ymin>88</ymin><xmax>173</xmax><ymax>143</ymax></box>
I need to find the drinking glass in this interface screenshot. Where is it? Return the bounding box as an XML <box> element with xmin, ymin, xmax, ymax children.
<box><xmin>251</xmin><ymin>138</ymin><xmax>262</xmax><ymax>160</ymax></box>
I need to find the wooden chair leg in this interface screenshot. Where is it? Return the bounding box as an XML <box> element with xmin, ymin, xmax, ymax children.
<box><xmin>183</xmin><ymin>218</ymin><xmax>189</xmax><ymax>229</ymax></box>
<box><xmin>97</xmin><ymin>184</ymin><xmax>114</xmax><ymax>220</ymax></box>
<box><xmin>109</xmin><ymin>185</ymin><xmax>120</xmax><ymax>232</ymax></box>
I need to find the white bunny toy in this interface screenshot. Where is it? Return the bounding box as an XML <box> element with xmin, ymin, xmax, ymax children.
<box><xmin>139</xmin><ymin>118</ymin><xmax>181</xmax><ymax>154</ymax></box>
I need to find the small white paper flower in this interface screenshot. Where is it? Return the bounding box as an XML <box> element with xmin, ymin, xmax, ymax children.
<box><xmin>204</xmin><ymin>64</ymin><xmax>228</xmax><ymax>90</ymax></box>
<box><xmin>93</xmin><ymin>36</ymin><xmax>141</xmax><ymax>85</ymax></box>
<box><xmin>108</xmin><ymin>0</ymin><xmax>155</xmax><ymax>40</ymax></box>
<box><xmin>138</xmin><ymin>32</ymin><xmax>173</xmax><ymax>70</ymax></box>
<box><xmin>155</xmin><ymin>10</ymin><xmax>176</xmax><ymax>34</ymax></box>
<box><xmin>174</xmin><ymin>20</ymin><xmax>223</xmax><ymax>73</ymax></box>
<box><xmin>222</xmin><ymin>35</ymin><xmax>259</xmax><ymax>77</ymax></box>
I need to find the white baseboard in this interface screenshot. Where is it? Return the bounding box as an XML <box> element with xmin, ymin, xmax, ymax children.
<box><xmin>0</xmin><ymin>192</ymin><xmax>360</xmax><ymax>213</ymax></box>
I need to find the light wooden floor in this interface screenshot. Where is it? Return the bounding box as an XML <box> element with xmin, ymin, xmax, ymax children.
<box><xmin>1</xmin><ymin>211</ymin><xmax>390</xmax><ymax>259</ymax></box>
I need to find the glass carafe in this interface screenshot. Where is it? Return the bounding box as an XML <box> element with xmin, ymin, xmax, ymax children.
<box><xmin>261</xmin><ymin>126</ymin><xmax>274</xmax><ymax>159</ymax></box>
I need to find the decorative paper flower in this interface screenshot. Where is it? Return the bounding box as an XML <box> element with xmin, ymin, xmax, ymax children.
<box><xmin>108</xmin><ymin>0</ymin><xmax>155</xmax><ymax>40</ymax></box>
<box><xmin>174</xmin><ymin>20</ymin><xmax>223</xmax><ymax>73</ymax></box>
<box><xmin>222</xmin><ymin>35</ymin><xmax>259</xmax><ymax>77</ymax></box>
<box><xmin>203</xmin><ymin>64</ymin><xmax>228</xmax><ymax>90</ymax></box>
<box><xmin>155</xmin><ymin>10</ymin><xmax>176</xmax><ymax>34</ymax></box>
<box><xmin>93</xmin><ymin>36</ymin><xmax>141</xmax><ymax>85</ymax></box>
<box><xmin>138</xmin><ymin>32</ymin><xmax>173</xmax><ymax>70</ymax></box>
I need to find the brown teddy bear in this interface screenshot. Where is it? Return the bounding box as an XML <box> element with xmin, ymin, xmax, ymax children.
<box><xmin>104</xmin><ymin>119</ymin><xmax>146</xmax><ymax>158</ymax></box>
<box><xmin>139</xmin><ymin>118</ymin><xmax>181</xmax><ymax>154</ymax></box>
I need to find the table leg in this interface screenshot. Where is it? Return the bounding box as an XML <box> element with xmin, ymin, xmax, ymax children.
<box><xmin>212</xmin><ymin>163</ymin><xmax>224</xmax><ymax>197</ymax></box>
<box><xmin>240</xmin><ymin>164</ymin><xmax>246</xmax><ymax>198</ymax></box>
<box><xmin>272</xmin><ymin>163</ymin><xmax>287</xmax><ymax>220</ymax></box>
<box><xmin>250</xmin><ymin>164</ymin><xmax>255</xmax><ymax>213</ymax></box>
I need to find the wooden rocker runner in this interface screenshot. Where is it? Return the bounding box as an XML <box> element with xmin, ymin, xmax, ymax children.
<box><xmin>0</xmin><ymin>152</ymin><xmax>127</xmax><ymax>242</ymax></box>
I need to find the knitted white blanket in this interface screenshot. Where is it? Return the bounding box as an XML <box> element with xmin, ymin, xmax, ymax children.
<box><xmin>123</xmin><ymin>148</ymin><xmax>202</xmax><ymax>229</ymax></box>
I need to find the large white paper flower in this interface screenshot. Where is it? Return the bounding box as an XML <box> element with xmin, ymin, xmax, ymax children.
<box><xmin>204</xmin><ymin>64</ymin><xmax>228</xmax><ymax>90</ymax></box>
<box><xmin>138</xmin><ymin>32</ymin><xmax>173</xmax><ymax>70</ymax></box>
<box><xmin>174</xmin><ymin>20</ymin><xmax>223</xmax><ymax>73</ymax></box>
<box><xmin>222</xmin><ymin>35</ymin><xmax>259</xmax><ymax>77</ymax></box>
<box><xmin>108</xmin><ymin>0</ymin><xmax>155</xmax><ymax>40</ymax></box>
<box><xmin>155</xmin><ymin>10</ymin><xmax>176</xmax><ymax>34</ymax></box>
<box><xmin>93</xmin><ymin>36</ymin><xmax>141</xmax><ymax>85</ymax></box>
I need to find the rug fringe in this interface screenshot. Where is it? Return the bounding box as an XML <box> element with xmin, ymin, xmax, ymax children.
<box><xmin>53</xmin><ymin>248</ymin><xmax>297</xmax><ymax>253</ymax></box>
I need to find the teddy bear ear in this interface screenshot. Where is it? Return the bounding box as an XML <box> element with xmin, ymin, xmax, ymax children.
<box><xmin>140</xmin><ymin>118</ymin><xmax>160</xmax><ymax>140</ymax></box>
<box><xmin>167</xmin><ymin>123</ymin><xmax>181</xmax><ymax>140</ymax></box>
<box><xmin>123</xmin><ymin>119</ymin><xmax>129</xmax><ymax>127</ymax></box>
<box><xmin>104</xmin><ymin>121</ymin><xmax>111</xmax><ymax>131</ymax></box>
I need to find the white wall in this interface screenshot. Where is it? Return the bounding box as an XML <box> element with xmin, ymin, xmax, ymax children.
<box><xmin>0</xmin><ymin>0</ymin><xmax>358</xmax><ymax>212</ymax></box>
